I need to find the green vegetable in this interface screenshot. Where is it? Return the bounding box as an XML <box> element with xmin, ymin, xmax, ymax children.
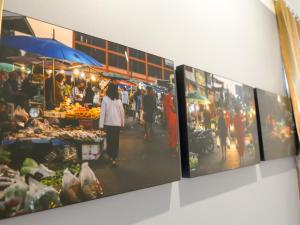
<box><xmin>22</xmin><ymin>158</ymin><xmax>38</xmax><ymax>168</ymax></box>
<box><xmin>0</xmin><ymin>149</ymin><xmax>11</xmax><ymax>165</ymax></box>
<box><xmin>20</xmin><ymin>166</ymin><xmax>33</xmax><ymax>176</ymax></box>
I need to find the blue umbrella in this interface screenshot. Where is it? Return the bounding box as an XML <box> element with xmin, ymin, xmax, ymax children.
<box><xmin>0</xmin><ymin>35</ymin><xmax>102</xmax><ymax>67</ymax></box>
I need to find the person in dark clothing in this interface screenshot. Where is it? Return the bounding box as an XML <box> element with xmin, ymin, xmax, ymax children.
<box><xmin>45</xmin><ymin>75</ymin><xmax>54</xmax><ymax>110</ymax></box>
<box><xmin>218</xmin><ymin>110</ymin><xmax>228</xmax><ymax>160</ymax></box>
<box><xmin>203</xmin><ymin>107</ymin><xmax>211</xmax><ymax>130</ymax></box>
<box><xmin>3</xmin><ymin>71</ymin><xmax>18</xmax><ymax>103</ymax></box>
<box><xmin>0</xmin><ymin>72</ymin><xmax>9</xmax><ymax>102</ymax></box>
<box><xmin>143</xmin><ymin>86</ymin><xmax>156</xmax><ymax>141</ymax></box>
<box><xmin>0</xmin><ymin>101</ymin><xmax>16</xmax><ymax>141</ymax></box>
<box><xmin>53</xmin><ymin>73</ymin><xmax>65</xmax><ymax>107</ymax></box>
<box><xmin>134</xmin><ymin>88</ymin><xmax>142</xmax><ymax>121</ymax></box>
<box><xmin>84</xmin><ymin>82</ymin><xmax>94</xmax><ymax>105</ymax></box>
<box><xmin>45</xmin><ymin>73</ymin><xmax>65</xmax><ymax>110</ymax></box>
<box><xmin>21</xmin><ymin>74</ymin><xmax>36</xmax><ymax>99</ymax></box>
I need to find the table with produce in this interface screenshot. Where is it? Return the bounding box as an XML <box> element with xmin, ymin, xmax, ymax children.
<box><xmin>44</xmin><ymin>102</ymin><xmax>100</xmax><ymax>129</ymax></box>
<box><xmin>0</xmin><ymin>104</ymin><xmax>106</xmax><ymax>218</ymax></box>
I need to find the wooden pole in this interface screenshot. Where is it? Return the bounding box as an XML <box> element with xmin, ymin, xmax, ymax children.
<box><xmin>0</xmin><ymin>0</ymin><xmax>4</xmax><ymax>35</ymax></box>
<box><xmin>43</xmin><ymin>60</ymin><xmax>45</xmax><ymax>110</ymax></box>
<box><xmin>52</xmin><ymin>58</ymin><xmax>55</xmax><ymax>106</ymax></box>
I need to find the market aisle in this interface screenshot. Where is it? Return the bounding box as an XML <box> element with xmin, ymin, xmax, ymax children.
<box><xmin>90</xmin><ymin>118</ymin><xmax>180</xmax><ymax>197</ymax></box>
<box><xmin>192</xmin><ymin>137</ymin><xmax>259</xmax><ymax>176</ymax></box>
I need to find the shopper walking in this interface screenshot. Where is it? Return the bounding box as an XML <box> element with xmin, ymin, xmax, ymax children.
<box><xmin>143</xmin><ymin>86</ymin><xmax>156</xmax><ymax>141</ymax></box>
<box><xmin>217</xmin><ymin>110</ymin><xmax>228</xmax><ymax>160</ymax></box>
<box><xmin>233</xmin><ymin>107</ymin><xmax>245</xmax><ymax>164</ymax></box>
<box><xmin>163</xmin><ymin>86</ymin><xmax>178</xmax><ymax>155</ymax></box>
<box><xmin>99</xmin><ymin>83</ymin><xmax>125</xmax><ymax>167</ymax></box>
<box><xmin>134</xmin><ymin>89</ymin><xmax>142</xmax><ymax>121</ymax></box>
<box><xmin>120</xmin><ymin>87</ymin><xmax>129</xmax><ymax>116</ymax></box>
<box><xmin>203</xmin><ymin>107</ymin><xmax>211</xmax><ymax>130</ymax></box>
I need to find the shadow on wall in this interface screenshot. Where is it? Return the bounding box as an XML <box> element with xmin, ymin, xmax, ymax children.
<box><xmin>179</xmin><ymin>165</ymin><xmax>257</xmax><ymax>207</ymax></box>
<box><xmin>260</xmin><ymin>157</ymin><xmax>296</xmax><ymax>178</ymax></box>
<box><xmin>0</xmin><ymin>183</ymin><xmax>173</xmax><ymax>225</ymax></box>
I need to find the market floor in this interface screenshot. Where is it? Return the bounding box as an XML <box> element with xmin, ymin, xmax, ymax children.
<box><xmin>190</xmin><ymin>136</ymin><xmax>260</xmax><ymax>176</ymax></box>
<box><xmin>89</xmin><ymin>117</ymin><xmax>180</xmax><ymax>197</ymax></box>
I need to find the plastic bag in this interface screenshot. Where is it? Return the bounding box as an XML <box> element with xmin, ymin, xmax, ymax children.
<box><xmin>32</xmin><ymin>164</ymin><xmax>55</xmax><ymax>178</ymax></box>
<box><xmin>79</xmin><ymin>162</ymin><xmax>103</xmax><ymax>200</ymax></box>
<box><xmin>25</xmin><ymin>178</ymin><xmax>61</xmax><ymax>212</ymax></box>
<box><xmin>21</xmin><ymin>158</ymin><xmax>55</xmax><ymax>179</ymax></box>
<box><xmin>1</xmin><ymin>177</ymin><xmax>28</xmax><ymax>212</ymax></box>
<box><xmin>62</xmin><ymin>169</ymin><xmax>81</xmax><ymax>203</ymax></box>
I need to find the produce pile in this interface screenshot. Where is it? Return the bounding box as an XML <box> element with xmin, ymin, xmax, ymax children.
<box><xmin>52</xmin><ymin>129</ymin><xmax>105</xmax><ymax>143</ymax></box>
<box><xmin>189</xmin><ymin>152</ymin><xmax>199</xmax><ymax>171</ymax></box>
<box><xmin>4</xmin><ymin>119</ymin><xmax>106</xmax><ymax>143</ymax></box>
<box><xmin>0</xmin><ymin>159</ymin><xmax>103</xmax><ymax>219</ymax></box>
<box><xmin>45</xmin><ymin>102</ymin><xmax>100</xmax><ymax>119</ymax></box>
<box><xmin>63</xmin><ymin>103</ymin><xmax>100</xmax><ymax>119</ymax></box>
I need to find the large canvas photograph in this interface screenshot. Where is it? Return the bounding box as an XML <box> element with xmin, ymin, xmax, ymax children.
<box><xmin>0</xmin><ymin>10</ymin><xmax>180</xmax><ymax>219</ymax></box>
<box><xmin>255</xmin><ymin>89</ymin><xmax>297</xmax><ymax>160</ymax></box>
<box><xmin>176</xmin><ymin>65</ymin><xmax>260</xmax><ymax>177</ymax></box>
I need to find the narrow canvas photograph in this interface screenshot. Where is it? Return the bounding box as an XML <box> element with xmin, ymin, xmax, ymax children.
<box><xmin>0</xmin><ymin>10</ymin><xmax>180</xmax><ymax>219</ymax></box>
<box><xmin>255</xmin><ymin>89</ymin><xmax>297</xmax><ymax>160</ymax></box>
<box><xmin>176</xmin><ymin>65</ymin><xmax>260</xmax><ymax>177</ymax></box>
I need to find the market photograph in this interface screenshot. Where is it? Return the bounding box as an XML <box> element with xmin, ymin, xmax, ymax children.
<box><xmin>255</xmin><ymin>89</ymin><xmax>297</xmax><ymax>160</ymax></box>
<box><xmin>179</xmin><ymin>65</ymin><xmax>260</xmax><ymax>177</ymax></box>
<box><xmin>0</xmin><ymin>10</ymin><xmax>180</xmax><ymax>219</ymax></box>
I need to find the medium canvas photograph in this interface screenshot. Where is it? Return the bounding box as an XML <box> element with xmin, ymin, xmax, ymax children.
<box><xmin>176</xmin><ymin>65</ymin><xmax>260</xmax><ymax>177</ymax></box>
<box><xmin>0</xmin><ymin>10</ymin><xmax>180</xmax><ymax>219</ymax></box>
<box><xmin>255</xmin><ymin>89</ymin><xmax>297</xmax><ymax>160</ymax></box>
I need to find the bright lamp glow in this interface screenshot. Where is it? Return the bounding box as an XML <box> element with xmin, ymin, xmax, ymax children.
<box><xmin>80</xmin><ymin>72</ymin><xmax>85</xmax><ymax>79</ymax></box>
<box><xmin>73</xmin><ymin>69</ymin><xmax>80</xmax><ymax>76</ymax></box>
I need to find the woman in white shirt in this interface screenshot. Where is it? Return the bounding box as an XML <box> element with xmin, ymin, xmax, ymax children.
<box><xmin>99</xmin><ymin>83</ymin><xmax>125</xmax><ymax>167</ymax></box>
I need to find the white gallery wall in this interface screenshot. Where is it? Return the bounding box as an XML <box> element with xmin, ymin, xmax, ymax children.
<box><xmin>2</xmin><ymin>0</ymin><xmax>300</xmax><ymax>225</ymax></box>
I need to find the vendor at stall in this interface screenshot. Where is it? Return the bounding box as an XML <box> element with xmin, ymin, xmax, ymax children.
<box><xmin>0</xmin><ymin>101</ymin><xmax>16</xmax><ymax>140</ymax></box>
<box><xmin>71</xmin><ymin>81</ymin><xmax>86</xmax><ymax>104</ymax></box>
<box><xmin>84</xmin><ymin>82</ymin><xmax>95</xmax><ymax>106</ymax></box>
<box><xmin>0</xmin><ymin>71</ymin><xmax>8</xmax><ymax>102</ymax></box>
<box><xmin>45</xmin><ymin>73</ymin><xmax>65</xmax><ymax>110</ymax></box>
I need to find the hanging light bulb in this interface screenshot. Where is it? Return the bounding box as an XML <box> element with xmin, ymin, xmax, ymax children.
<box><xmin>91</xmin><ymin>74</ymin><xmax>96</xmax><ymax>81</ymax></box>
<box><xmin>73</xmin><ymin>69</ymin><xmax>80</xmax><ymax>76</ymax></box>
<box><xmin>80</xmin><ymin>72</ymin><xmax>86</xmax><ymax>79</ymax></box>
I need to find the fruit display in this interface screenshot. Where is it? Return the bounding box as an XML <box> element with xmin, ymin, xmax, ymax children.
<box><xmin>65</xmin><ymin>104</ymin><xmax>100</xmax><ymax>120</ymax></box>
<box><xmin>44</xmin><ymin>102</ymin><xmax>100</xmax><ymax>120</ymax></box>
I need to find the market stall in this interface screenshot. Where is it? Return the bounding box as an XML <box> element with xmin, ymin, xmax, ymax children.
<box><xmin>0</xmin><ymin>35</ymin><xmax>108</xmax><ymax>217</ymax></box>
